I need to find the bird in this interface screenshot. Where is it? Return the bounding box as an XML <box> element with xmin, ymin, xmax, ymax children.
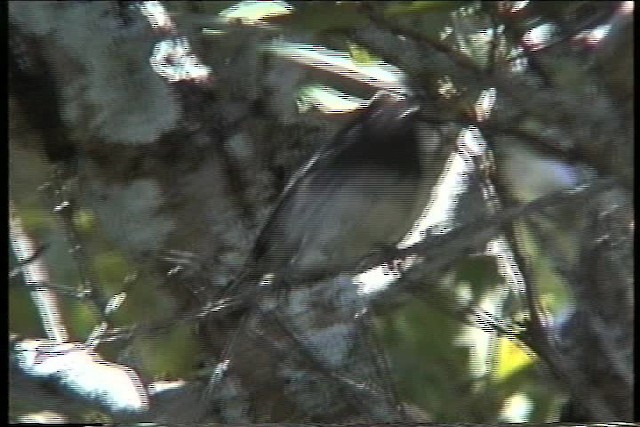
<box><xmin>201</xmin><ymin>93</ymin><xmax>445</xmax><ymax>419</ymax></box>
<box><xmin>229</xmin><ymin>92</ymin><xmax>440</xmax><ymax>299</ymax></box>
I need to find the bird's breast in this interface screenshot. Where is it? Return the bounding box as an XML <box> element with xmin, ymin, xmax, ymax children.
<box><xmin>261</xmin><ymin>165</ymin><xmax>424</xmax><ymax>282</ymax></box>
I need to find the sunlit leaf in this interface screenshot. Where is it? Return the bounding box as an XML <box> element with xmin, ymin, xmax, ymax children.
<box><xmin>495</xmin><ymin>337</ymin><xmax>535</xmax><ymax>380</ymax></box>
<box><xmin>384</xmin><ymin>1</ymin><xmax>464</xmax><ymax>17</ymax></box>
<box><xmin>219</xmin><ymin>0</ymin><xmax>293</xmax><ymax>24</ymax></box>
<box><xmin>297</xmin><ymin>85</ymin><xmax>364</xmax><ymax>114</ymax></box>
<box><xmin>347</xmin><ymin>42</ymin><xmax>381</xmax><ymax>65</ymax></box>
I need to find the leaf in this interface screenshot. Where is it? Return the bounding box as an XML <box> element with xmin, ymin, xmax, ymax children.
<box><xmin>495</xmin><ymin>337</ymin><xmax>535</xmax><ymax>380</ymax></box>
<box><xmin>384</xmin><ymin>1</ymin><xmax>465</xmax><ymax>17</ymax></box>
<box><xmin>347</xmin><ymin>42</ymin><xmax>381</xmax><ymax>65</ymax></box>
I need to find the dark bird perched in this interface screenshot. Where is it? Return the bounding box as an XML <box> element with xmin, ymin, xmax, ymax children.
<box><xmin>202</xmin><ymin>93</ymin><xmax>446</xmax><ymax>419</ymax></box>
<box><xmin>229</xmin><ymin>92</ymin><xmax>441</xmax><ymax>298</ymax></box>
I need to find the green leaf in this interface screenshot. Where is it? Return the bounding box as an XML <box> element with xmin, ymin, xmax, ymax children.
<box><xmin>495</xmin><ymin>337</ymin><xmax>535</xmax><ymax>380</ymax></box>
<box><xmin>384</xmin><ymin>1</ymin><xmax>465</xmax><ymax>17</ymax></box>
<box><xmin>347</xmin><ymin>42</ymin><xmax>381</xmax><ymax>65</ymax></box>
